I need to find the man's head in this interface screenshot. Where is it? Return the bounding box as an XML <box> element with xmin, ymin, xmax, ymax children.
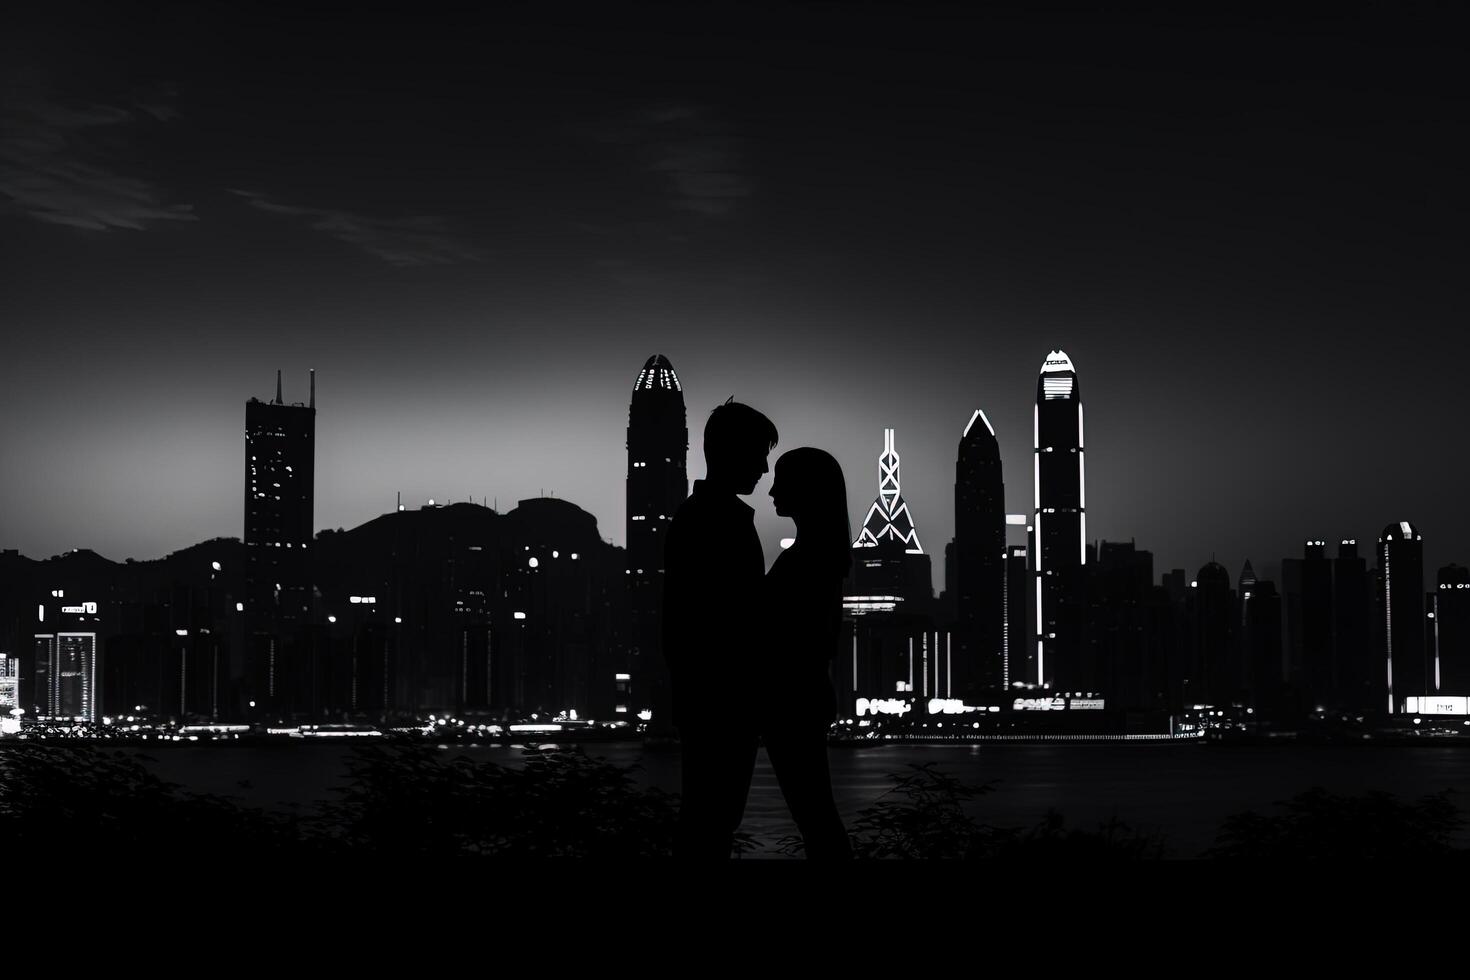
<box><xmin>704</xmin><ymin>399</ymin><xmax>778</xmax><ymax>495</ymax></box>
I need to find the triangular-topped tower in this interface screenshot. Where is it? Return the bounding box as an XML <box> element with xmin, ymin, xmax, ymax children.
<box><xmin>854</xmin><ymin>428</ymin><xmax>924</xmax><ymax>555</ymax></box>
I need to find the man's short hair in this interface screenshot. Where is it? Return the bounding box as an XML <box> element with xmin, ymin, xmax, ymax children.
<box><xmin>704</xmin><ymin>398</ymin><xmax>778</xmax><ymax>461</ymax></box>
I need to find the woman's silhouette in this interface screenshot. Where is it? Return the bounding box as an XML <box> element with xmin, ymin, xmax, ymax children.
<box><xmin>763</xmin><ymin>447</ymin><xmax>854</xmax><ymax>860</ymax></box>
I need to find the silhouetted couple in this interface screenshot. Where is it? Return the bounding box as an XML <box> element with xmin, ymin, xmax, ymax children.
<box><xmin>662</xmin><ymin>399</ymin><xmax>853</xmax><ymax>860</ymax></box>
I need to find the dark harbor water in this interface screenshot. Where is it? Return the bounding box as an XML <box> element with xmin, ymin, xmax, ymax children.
<box><xmin>132</xmin><ymin>741</ymin><xmax>1470</xmax><ymax>858</ymax></box>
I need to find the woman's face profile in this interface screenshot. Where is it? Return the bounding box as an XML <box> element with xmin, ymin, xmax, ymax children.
<box><xmin>769</xmin><ymin>460</ymin><xmax>795</xmax><ymax>519</ymax></box>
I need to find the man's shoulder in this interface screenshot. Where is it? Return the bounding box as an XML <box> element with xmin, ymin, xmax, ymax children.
<box><xmin>672</xmin><ymin>486</ymin><xmax>752</xmax><ymax>530</ymax></box>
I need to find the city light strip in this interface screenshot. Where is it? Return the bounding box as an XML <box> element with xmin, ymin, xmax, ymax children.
<box><xmin>921</xmin><ymin>632</ymin><xmax>928</xmax><ymax>699</ymax></box>
<box><xmin>1384</xmin><ymin>540</ymin><xmax>1394</xmax><ymax>713</ymax></box>
<box><xmin>1434</xmin><ymin>594</ymin><xmax>1442</xmax><ymax>692</ymax></box>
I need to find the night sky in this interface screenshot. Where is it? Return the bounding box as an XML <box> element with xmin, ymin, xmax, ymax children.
<box><xmin>2</xmin><ymin>3</ymin><xmax>1465</xmax><ymax>587</ymax></box>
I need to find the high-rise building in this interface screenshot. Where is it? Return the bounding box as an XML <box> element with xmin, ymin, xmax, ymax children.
<box><xmin>243</xmin><ymin>370</ymin><xmax>316</xmax><ymax>715</ymax></box>
<box><xmin>1088</xmin><ymin>540</ymin><xmax>1160</xmax><ymax>708</ymax></box>
<box><xmin>851</xmin><ymin>428</ymin><xmax>932</xmax><ymax>609</ymax></box>
<box><xmin>1301</xmin><ymin>540</ymin><xmax>1334</xmax><ymax>708</ymax></box>
<box><xmin>0</xmin><ymin>656</ymin><xmax>17</xmax><ymax>712</ymax></box>
<box><xmin>1033</xmin><ymin>350</ymin><xmax>1085</xmax><ymax>689</ymax></box>
<box><xmin>626</xmin><ymin>355</ymin><xmax>687</xmax><ymax>723</ymax></box>
<box><xmin>244</xmin><ymin>370</ymin><xmax>316</xmax><ymax>622</ymax></box>
<box><xmin>1379</xmin><ymin>521</ymin><xmax>1426</xmax><ymax>713</ymax></box>
<box><xmin>1333</xmin><ymin>539</ymin><xmax>1372</xmax><ymax>710</ymax></box>
<box><xmin>1244</xmin><ymin>579</ymin><xmax>1283</xmax><ymax>715</ymax></box>
<box><xmin>954</xmin><ymin>409</ymin><xmax>1006</xmax><ymax>695</ymax></box>
<box><xmin>1183</xmin><ymin>562</ymin><xmax>1236</xmax><ymax>708</ymax></box>
<box><xmin>1005</xmin><ymin>545</ymin><xmax>1031</xmax><ymax>688</ymax></box>
<box><xmin>839</xmin><ymin>429</ymin><xmax>939</xmax><ymax>711</ymax></box>
<box><xmin>1432</xmin><ymin>564</ymin><xmax>1470</xmax><ymax>696</ymax></box>
<box><xmin>33</xmin><ymin>600</ymin><xmax>101</xmax><ymax>723</ymax></box>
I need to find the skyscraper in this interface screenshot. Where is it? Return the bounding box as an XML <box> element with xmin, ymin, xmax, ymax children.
<box><xmin>954</xmin><ymin>409</ymin><xmax>1006</xmax><ymax>694</ymax></box>
<box><xmin>1333</xmin><ymin>539</ymin><xmax>1372</xmax><ymax>710</ymax></box>
<box><xmin>843</xmin><ymin>428</ymin><xmax>939</xmax><ymax>708</ymax></box>
<box><xmin>1005</xmin><ymin>545</ymin><xmax>1031</xmax><ymax>688</ymax></box>
<box><xmin>625</xmin><ymin>354</ymin><xmax>687</xmax><ymax>722</ymax></box>
<box><xmin>1301</xmin><ymin>540</ymin><xmax>1333</xmax><ymax>707</ymax></box>
<box><xmin>1379</xmin><ymin>521</ymin><xmax>1426</xmax><ymax>713</ymax></box>
<box><xmin>1033</xmin><ymin>350</ymin><xmax>1085</xmax><ymax>689</ymax></box>
<box><xmin>1186</xmin><ymin>561</ymin><xmax>1235</xmax><ymax>707</ymax></box>
<box><xmin>851</xmin><ymin>428</ymin><xmax>932</xmax><ymax>608</ymax></box>
<box><xmin>33</xmin><ymin>600</ymin><xmax>101</xmax><ymax>723</ymax></box>
<box><xmin>1244</xmin><ymin>579</ymin><xmax>1283</xmax><ymax>715</ymax></box>
<box><xmin>243</xmin><ymin>369</ymin><xmax>316</xmax><ymax>714</ymax></box>
<box><xmin>1433</xmin><ymin>564</ymin><xmax>1470</xmax><ymax>696</ymax></box>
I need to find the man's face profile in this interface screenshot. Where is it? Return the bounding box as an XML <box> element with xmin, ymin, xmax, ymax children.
<box><xmin>733</xmin><ymin>441</ymin><xmax>770</xmax><ymax>496</ymax></box>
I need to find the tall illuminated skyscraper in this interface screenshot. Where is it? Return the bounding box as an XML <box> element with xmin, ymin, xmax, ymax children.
<box><xmin>1379</xmin><ymin>521</ymin><xmax>1425</xmax><ymax>713</ymax></box>
<box><xmin>855</xmin><ymin>428</ymin><xmax>923</xmax><ymax>553</ymax></box>
<box><xmin>626</xmin><ymin>354</ymin><xmax>687</xmax><ymax>721</ymax></box>
<box><xmin>243</xmin><ymin>369</ymin><xmax>316</xmax><ymax>713</ymax></box>
<box><xmin>1033</xmin><ymin>350</ymin><xmax>1085</xmax><ymax>689</ymax></box>
<box><xmin>851</xmin><ymin>428</ymin><xmax>933</xmax><ymax>608</ymax></box>
<box><xmin>954</xmin><ymin>409</ymin><xmax>1006</xmax><ymax>694</ymax></box>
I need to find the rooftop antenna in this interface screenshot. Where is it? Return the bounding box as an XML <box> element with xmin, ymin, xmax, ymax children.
<box><xmin>274</xmin><ymin>369</ymin><xmax>282</xmax><ymax>405</ymax></box>
<box><xmin>310</xmin><ymin>368</ymin><xmax>316</xmax><ymax>409</ymax></box>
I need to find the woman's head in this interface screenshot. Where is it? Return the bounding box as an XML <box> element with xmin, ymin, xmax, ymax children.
<box><xmin>769</xmin><ymin>447</ymin><xmax>851</xmax><ymax>573</ymax></box>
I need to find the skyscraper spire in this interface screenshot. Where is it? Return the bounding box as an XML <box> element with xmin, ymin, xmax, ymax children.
<box><xmin>310</xmin><ymin>368</ymin><xmax>316</xmax><ymax>409</ymax></box>
<box><xmin>274</xmin><ymin>369</ymin><xmax>283</xmax><ymax>405</ymax></box>
<box><xmin>855</xmin><ymin>428</ymin><xmax>923</xmax><ymax>554</ymax></box>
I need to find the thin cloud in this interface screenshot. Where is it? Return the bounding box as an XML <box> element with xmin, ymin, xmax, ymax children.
<box><xmin>593</xmin><ymin>102</ymin><xmax>754</xmax><ymax>218</ymax></box>
<box><xmin>0</xmin><ymin>90</ymin><xmax>196</xmax><ymax>231</ymax></box>
<box><xmin>229</xmin><ymin>190</ymin><xmax>485</xmax><ymax>268</ymax></box>
<box><xmin>644</xmin><ymin>104</ymin><xmax>752</xmax><ymax>217</ymax></box>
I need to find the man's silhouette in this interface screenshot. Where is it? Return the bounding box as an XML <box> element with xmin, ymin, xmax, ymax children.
<box><xmin>662</xmin><ymin>399</ymin><xmax>778</xmax><ymax>859</ymax></box>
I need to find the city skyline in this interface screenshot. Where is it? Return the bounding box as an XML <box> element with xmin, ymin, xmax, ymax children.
<box><xmin>3</xmin><ymin>4</ymin><xmax>1467</xmax><ymax>587</ymax></box>
<box><xmin>0</xmin><ymin>348</ymin><xmax>1464</xmax><ymax>592</ymax></box>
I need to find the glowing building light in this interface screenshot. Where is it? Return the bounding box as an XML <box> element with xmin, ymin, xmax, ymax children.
<box><xmin>963</xmin><ymin>409</ymin><xmax>995</xmax><ymax>439</ymax></box>
<box><xmin>514</xmin><ymin>611</ymin><xmax>527</xmax><ymax>620</ymax></box>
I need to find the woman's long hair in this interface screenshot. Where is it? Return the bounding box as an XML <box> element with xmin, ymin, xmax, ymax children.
<box><xmin>775</xmin><ymin>447</ymin><xmax>852</xmax><ymax>577</ymax></box>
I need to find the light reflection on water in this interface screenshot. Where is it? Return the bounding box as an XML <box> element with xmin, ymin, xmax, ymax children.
<box><xmin>140</xmin><ymin>741</ymin><xmax>1470</xmax><ymax>857</ymax></box>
